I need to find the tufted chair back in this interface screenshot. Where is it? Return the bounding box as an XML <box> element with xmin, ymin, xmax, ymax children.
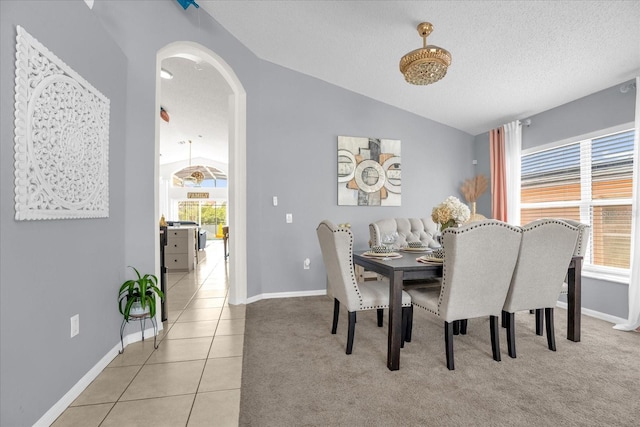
<box><xmin>436</xmin><ymin>220</ymin><xmax>522</xmax><ymax>322</ymax></box>
<box><xmin>503</xmin><ymin>219</ymin><xmax>579</xmax><ymax>313</ymax></box>
<box><xmin>316</xmin><ymin>220</ymin><xmax>362</xmax><ymax>312</ymax></box>
<box><xmin>369</xmin><ymin>218</ymin><xmax>439</xmax><ymax>248</ymax></box>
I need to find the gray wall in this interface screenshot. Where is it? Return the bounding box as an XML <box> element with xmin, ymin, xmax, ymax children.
<box><xmin>252</xmin><ymin>61</ymin><xmax>474</xmax><ymax>295</ymax></box>
<box><xmin>0</xmin><ymin>0</ymin><xmax>474</xmax><ymax>424</ymax></box>
<box><xmin>473</xmin><ymin>83</ymin><xmax>637</xmax><ymax>319</ymax></box>
<box><xmin>0</xmin><ymin>1</ymin><xmax>127</xmax><ymax>425</ymax></box>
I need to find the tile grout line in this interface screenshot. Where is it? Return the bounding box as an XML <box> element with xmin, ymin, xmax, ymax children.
<box><xmin>104</xmin><ymin>242</ymin><xmax>225</xmax><ymax>427</ymax></box>
<box><xmin>185</xmin><ymin>246</ymin><xmax>230</xmax><ymax>426</ymax></box>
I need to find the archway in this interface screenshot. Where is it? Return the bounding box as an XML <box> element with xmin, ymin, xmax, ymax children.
<box><xmin>155</xmin><ymin>42</ymin><xmax>247</xmax><ymax>304</ymax></box>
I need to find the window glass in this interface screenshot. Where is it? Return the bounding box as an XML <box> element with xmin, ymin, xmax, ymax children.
<box><xmin>520</xmin><ymin>129</ymin><xmax>634</xmax><ymax>271</ymax></box>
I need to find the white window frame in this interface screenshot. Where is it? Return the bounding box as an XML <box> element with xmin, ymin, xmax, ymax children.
<box><xmin>521</xmin><ymin>123</ymin><xmax>634</xmax><ymax>284</ymax></box>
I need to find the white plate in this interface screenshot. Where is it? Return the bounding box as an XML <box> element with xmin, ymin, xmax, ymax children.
<box><xmin>402</xmin><ymin>247</ymin><xmax>430</xmax><ymax>252</ymax></box>
<box><xmin>418</xmin><ymin>255</ymin><xmax>444</xmax><ymax>263</ymax></box>
<box><xmin>363</xmin><ymin>252</ymin><xmax>402</xmax><ymax>259</ymax></box>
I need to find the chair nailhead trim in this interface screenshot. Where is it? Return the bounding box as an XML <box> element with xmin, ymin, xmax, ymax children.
<box><xmin>334</xmin><ymin>228</ymin><xmax>364</xmax><ymax>306</ymax></box>
<box><xmin>411</xmin><ymin>302</ymin><xmax>438</xmax><ymax>316</ymax></box>
<box><xmin>437</xmin><ymin>220</ymin><xmax>523</xmax><ymax>315</ymax></box>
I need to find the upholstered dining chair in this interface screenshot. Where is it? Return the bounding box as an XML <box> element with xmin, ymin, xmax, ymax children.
<box><xmin>316</xmin><ymin>220</ymin><xmax>412</xmax><ymax>355</ymax></box>
<box><xmin>369</xmin><ymin>218</ymin><xmax>441</xmax><ymax>290</ymax></box>
<box><xmin>558</xmin><ymin>219</ymin><xmax>590</xmax><ymax>294</ymax></box>
<box><xmin>502</xmin><ymin>219</ymin><xmax>579</xmax><ymax>358</ymax></box>
<box><xmin>406</xmin><ymin>220</ymin><xmax>522</xmax><ymax>370</ymax></box>
<box><xmin>369</xmin><ymin>218</ymin><xmax>440</xmax><ymax>249</ymax></box>
<box><xmin>533</xmin><ymin>218</ymin><xmax>591</xmax><ymax>334</ymax></box>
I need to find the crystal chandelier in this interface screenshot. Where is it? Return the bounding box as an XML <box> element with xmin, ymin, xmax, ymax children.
<box><xmin>399</xmin><ymin>22</ymin><xmax>451</xmax><ymax>85</ymax></box>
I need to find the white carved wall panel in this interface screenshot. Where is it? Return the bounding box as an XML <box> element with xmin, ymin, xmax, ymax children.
<box><xmin>14</xmin><ymin>25</ymin><xmax>110</xmax><ymax>220</ymax></box>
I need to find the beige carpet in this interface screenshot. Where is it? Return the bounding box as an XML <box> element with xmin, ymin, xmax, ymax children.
<box><xmin>239</xmin><ymin>296</ymin><xmax>639</xmax><ymax>426</ymax></box>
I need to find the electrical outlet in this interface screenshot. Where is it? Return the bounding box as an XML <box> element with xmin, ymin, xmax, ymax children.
<box><xmin>286</xmin><ymin>213</ymin><xmax>293</xmax><ymax>223</ymax></box>
<box><xmin>70</xmin><ymin>314</ymin><xmax>79</xmax><ymax>338</ymax></box>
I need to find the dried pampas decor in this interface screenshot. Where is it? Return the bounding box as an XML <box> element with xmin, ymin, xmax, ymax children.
<box><xmin>461</xmin><ymin>174</ymin><xmax>488</xmax><ymax>202</ymax></box>
<box><xmin>460</xmin><ymin>175</ymin><xmax>488</xmax><ymax>222</ymax></box>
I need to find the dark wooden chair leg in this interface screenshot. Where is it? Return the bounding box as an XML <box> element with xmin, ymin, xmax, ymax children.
<box><xmin>545</xmin><ymin>307</ymin><xmax>556</xmax><ymax>351</ymax></box>
<box><xmin>460</xmin><ymin>319</ymin><xmax>468</xmax><ymax>335</ymax></box>
<box><xmin>377</xmin><ymin>308</ymin><xmax>384</xmax><ymax>327</ymax></box>
<box><xmin>535</xmin><ymin>309</ymin><xmax>544</xmax><ymax>336</ymax></box>
<box><xmin>331</xmin><ymin>298</ymin><xmax>339</xmax><ymax>334</ymax></box>
<box><xmin>490</xmin><ymin>315</ymin><xmax>501</xmax><ymax>362</ymax></box>
<box><xmin>401</xmin><ymin>307</ymin><xmax>407</xmax><ymax>348</ymax></box>
<box><xmin>346</xmin><ymin>311</ymin><xmax>356</xmax><ymax>354</ymax></box>
<box><xmin>502</xmin><ymin>310</ymin><xmax>508</xmax><ymax>328</ymax></box>
<box><xmin>505</xmin><ymin>311</ymin><xmax>516</xmax><ymax>358</ymax></box>
<box><xmin>405</xmin><ymin>306</ymin><xmax>413</xmax><ymax>342</ymax></box>
<box><xmin>444</xmin><ymin>321</ymin><xmax>455</xmax><ymax>370</ymax></box>
<box><xmin>453</xmin><ymin>320</ymin><xmax>460</xmax><ymax>335</ymax></box>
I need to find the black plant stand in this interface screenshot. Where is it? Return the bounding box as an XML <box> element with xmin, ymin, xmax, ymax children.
<box><xmin>119</xmin><ymin>313</ymin><xmax>158</xmax><ymax>354</ymax></box>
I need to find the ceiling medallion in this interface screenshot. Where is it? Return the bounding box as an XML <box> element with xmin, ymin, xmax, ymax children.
<box><xmin>399</xmin><ymin>22</ymin><xmax>451</xmax><ymax>85</ymax></box>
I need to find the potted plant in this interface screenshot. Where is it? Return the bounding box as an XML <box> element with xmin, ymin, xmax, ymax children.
<box><xmin>118</xmin><ymin>266</ymin><xmax>164</xmax><ymax>321</ymax></box>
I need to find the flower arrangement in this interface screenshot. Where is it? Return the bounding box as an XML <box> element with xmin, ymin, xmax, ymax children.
<box><xmin>431</xmin><ymin>196</ymin><xmax>471</xmax><ymax>231</ymax></box>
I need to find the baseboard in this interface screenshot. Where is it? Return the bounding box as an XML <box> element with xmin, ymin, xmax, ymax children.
<box><xmin>555</xmin><ymin>301</ymin><xmax>627</xmax><ymax>325</ymax></box>
<box><xmin>34</xmin><ymin>324</ymin><xmax>162</xmax><ymax>427</ymax></box>
<box><xmin>245</xmin><ymin>293</ymin><xmax>629</xmax><ymax>326</ymax></box>
<box><xmin>246</xmin><ymin>289</ymin><xmax>327</xmax><ymax>304</ymax></box>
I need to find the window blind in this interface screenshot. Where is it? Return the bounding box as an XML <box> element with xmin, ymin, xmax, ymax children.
<box><xmin>521</xmin><ymin>129</ymin><xmax>635</xmax><ymax>270</ymax></box>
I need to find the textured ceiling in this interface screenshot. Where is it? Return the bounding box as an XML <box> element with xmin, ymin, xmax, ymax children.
<box><xmin>202</xmin><ymin>0</ymin><xmax>639</xmax><ymax>135</ymax></box>
<box><xmin>161</xmin><ymin>0</ymin><xmax>640</xmax><ymax>166</ymax></box>
<box><xmin>159</xmin><ymin>56</ymin><xmax>232</xmax><ymax>166</ymax></box>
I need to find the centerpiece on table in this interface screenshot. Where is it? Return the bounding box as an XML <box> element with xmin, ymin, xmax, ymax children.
<box><xmin>431</xmin><ymin>196</ymin><xmax>471</xmax><ymax>233</ymax></box>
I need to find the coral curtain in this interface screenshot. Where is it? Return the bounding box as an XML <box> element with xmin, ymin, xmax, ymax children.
<box><xmin>614</xmin><ymin>76</ymin><xmax>640</xmax><ymax>331</ymax></box>
<box><xmin>490</xmin><ymin>127</ymin><xmax>507</xmax><ymax>221</ymax></box>
<box><xmin>504</xmin><ymin>120</ymin><xmax>522</xmax><ymax>226</ymax></box>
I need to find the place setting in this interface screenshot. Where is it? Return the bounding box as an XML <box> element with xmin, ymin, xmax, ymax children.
<box><xmin>416</xmin><ymin>248</ymin><xmax>444</xmax><ymax>264</ymax></box>
<box><xmin>400</xmin><ymin>241</ymin><xmax>432</xmax><ymax>253</ymax></box>
<box><xmin>362</xmin><ymin>231</ymin><xmax>403</xmax><ymax>259</ymax></box>
<box><xmin>362</xmin><ymin>245</ymin><xmax>402</xmax><ymax>260</ymax></box>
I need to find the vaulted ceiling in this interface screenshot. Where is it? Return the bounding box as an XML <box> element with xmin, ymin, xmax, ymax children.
<box><xmin>160</xmin><ymin>1</ymin><xmax>640</xmax><ymax>167</ymax></box>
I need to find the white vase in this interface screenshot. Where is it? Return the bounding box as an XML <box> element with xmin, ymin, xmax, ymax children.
<box><xmin>130</xmin><ymin>301</ymin><xmax>149</xmax><ymax>317</ymax></box>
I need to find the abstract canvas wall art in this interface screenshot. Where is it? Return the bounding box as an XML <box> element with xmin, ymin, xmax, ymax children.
<box><xmin>14</xmin><ymin>26</ymin><xmax>110</xmax><ymax>220</ymax></box>
<box><xmin>338</xmin><ymin>136</ymin><xmax>401</xmax><ymax>206</ymax></box>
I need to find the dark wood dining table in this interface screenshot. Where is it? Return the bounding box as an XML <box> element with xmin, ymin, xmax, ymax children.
<box><xmin>353</xmin><ymin>251</ymin><xmax>583</xmax><ymax>371</ymax></box>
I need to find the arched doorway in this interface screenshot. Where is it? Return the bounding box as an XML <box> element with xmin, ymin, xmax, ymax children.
<box><xmin>155</xmin><ymin>42</ymin><xmax>247</xmax><ymax>304</ymax></box>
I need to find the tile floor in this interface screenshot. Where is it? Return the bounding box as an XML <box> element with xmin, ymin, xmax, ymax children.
<box><xmin>52</xmin><ymin>240</ymin><xmax>243</xmax><ymax>427</ymax></box>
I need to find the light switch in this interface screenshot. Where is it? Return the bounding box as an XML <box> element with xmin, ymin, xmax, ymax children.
<box><xmin>286</xmin><ymin>213</ymin><xmax>293</xmax><ymax>223</ymax></box>
<box><xmin>273</xmin><ymin>196</ymin><xmax>278</xmax><ymax>206</ymax></box>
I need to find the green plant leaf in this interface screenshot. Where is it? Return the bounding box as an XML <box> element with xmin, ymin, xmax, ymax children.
<box><xmin>148</xmin><ymin>296</ymin><xmax>156</xmax><ymax>317</ymax></box>
<box><xmin>119</xmin><ymin>266</ymin><xmax>163</xmax><ymax>321</ymax></box>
